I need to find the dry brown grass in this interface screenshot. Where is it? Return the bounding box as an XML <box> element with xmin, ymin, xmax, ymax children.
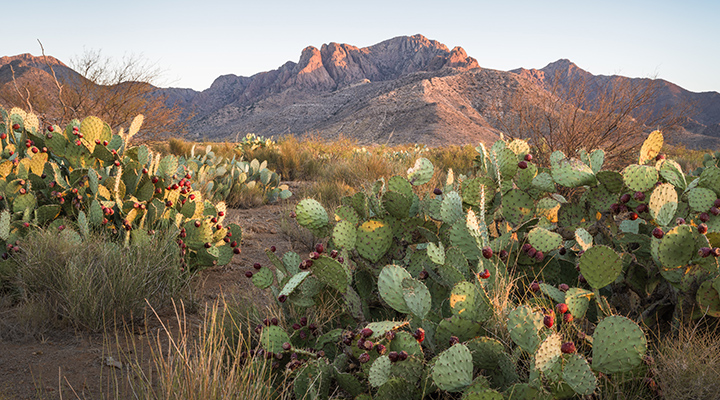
<box><xmin>653</xmin><ymin>323</ymin><xmax>720</xmax><ymax>400</ymax></box>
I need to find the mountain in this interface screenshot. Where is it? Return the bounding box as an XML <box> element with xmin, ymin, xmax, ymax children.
<box><xmin>2</xmin><ymin>35</ymin><xmax>720</xmax><ymax>148</ymax></box>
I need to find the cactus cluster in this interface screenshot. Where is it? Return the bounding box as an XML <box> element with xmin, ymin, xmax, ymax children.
<box><xmin>238</xmin><ymin>129</ymin><xmax>720</xmax><ymax>398</ymax></box>
<box><xmin>0</xmin><ymin>107</ymin><xmax>243</xmax><ymax>272</ymax></box>
<box><xmin>181</xmin><ymin>143</ymin><xmax>291</xmax><ymax>205</ymax></box>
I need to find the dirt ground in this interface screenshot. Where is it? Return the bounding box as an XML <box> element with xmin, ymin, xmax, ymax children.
<box><xmin>0</xmin><ymin>195</ymin><xmax>312</xmax><ymax>399</ymax></box>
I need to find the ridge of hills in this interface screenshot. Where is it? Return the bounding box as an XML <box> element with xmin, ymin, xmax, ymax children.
<box><xmin>2</xmin><ymin>34</ymin><xmax>719</xmax><ymax>148</ymax></box>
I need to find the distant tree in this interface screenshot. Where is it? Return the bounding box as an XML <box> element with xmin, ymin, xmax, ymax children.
<box><xmin>2</xmin><ymin>46</ymin><xmax>182</xmax><ymax>139</ymax></box>
<box><xmin>492</xmin><ymin>71</ymin><xmax>685</xmax><ymax>168</ymax></box>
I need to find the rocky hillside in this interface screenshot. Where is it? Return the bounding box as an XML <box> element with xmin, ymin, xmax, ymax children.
<box><xmin>3</xmin><ymin>35</ymin><xmax>720</xmax><ymax>148</ymax></box>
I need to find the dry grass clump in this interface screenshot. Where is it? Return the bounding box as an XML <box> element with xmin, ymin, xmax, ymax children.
<box><xmin>653</xmin><ymin>324</ymin><xmax>720</xmax><ymax>400</ymax></box>
<box><xmin>13</xmin><ymin>227</ymin><xmax>185</xmax><ymax>332</ymax></box>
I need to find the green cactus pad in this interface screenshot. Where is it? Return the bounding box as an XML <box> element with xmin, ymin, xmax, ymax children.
<box><xmin>363</xmin><ymin>321</ymin><xmax>406</xmax><ymax>341</ymax></box>
<box><xmin>534</xmin><ymin>333</ymin><xmax>562</xmax><ymax>373</ymax></box>
<box><xmin>441</xmin><ymin>191</ymin><xmax>464</xmax><ymax>225</ymax></box>
<box><xmin>696</xmin><ymin>280</ymin><xmax>720</xmax><ymax>317</ymax></box>
<box><xmin>462</xmin><ymin>388</ymin><xmax>503</xmax><ymax>400</ymax></box>
<box><xmin>658</xmin><ymin>225</ymin><xmax>695</xmax><ymax>270</ymax></box>
<box><xmin>595</xmin><ymin>170</ymin><xmax>625</xmax><ymax>193</ymax></box>
<box><xmin>334</xmin><ymin>205</ymin><xmax>360</xmax><ymax>225</ymax></box>
<box><xmin>638</xmin><ymin>130</ymin><xmax>663</xmax><ymax>165</ymax></box>
<box><xmin>503</xmin><ymin>190</ymin><xmax>534</xmax><ymax>226</ymax></box>
<box><xmin>562</xmin><ymin>353</ymin><xmax>596</xmax><ymax>396</ymax></box>
<box><xmin>388</xmin><ymin>331</ymin><xmax>423</xmax><ymax>358</ymax></box>
<box><xmin>332</xmin><ymin>220</ymin><xmax>357</xmax><ymax>250</ymax></box>
<box><xmin>659</xmin><ymin>159</ymin><xmax>687</xmax><ymax>190</ymax></box>
<box><xmin>622</xmin><ymin>164</ymin><xmax>658</xmax><ymax>193</ymax></box>
<box><xmin>423</xmin><ymin>198</ymin><xmax>443</xmax><ymax>220</ymax></box>
<box><xmin>551</xmin><ymin>158</ymin><xmax>596</xmax><ymax>188</ymax></box>
<box><xmin>565</xmin><ymin>288</ymin><xmax>593</xmax><ymax>318</ymax></box>
<box><xmin>378</xmin><ymin>265</ymin><xmax>412</xmax><ymax>313</ymax></box>
<box><xmin>532</xmin><ymin>172</ymin><xmax>556</xmax><ymax>193</ymax></box>
<box><xmin>383</xmin><ymin>190</ymin><xmax>412</xmax><ymax>219</ymax></box>
<box><xmin>311</xmin><ymin>256</ymin><xmax>348</xmax><ymax>293</ymax></box>
<box><xmin>356</xmin><ymin>220</ymin><xmax>392</xmax><ymax>263</ymax></box>
<box><xmin>507</xmin><ymin>305</ymin><xmax>545</xmax><ymax>353</ymax></box>
<box><xmin>259</xmin><ymin>325</ymin><xmax>290</xmax><ymax>353</ymax></box>
<box><xmin>251</xmin><ymin>266</ymin><xmax>274</xmax><ymax>289</ymax></box>
<box><xmin>698</xmin><ymin>166</ymin><xmax>720</xmax><ymax>197</ymax></box>
<box><xmin>504</xmin><ymin>383</ymin><xmax>552</xmax><ymax>400</ymax></box>
<box><xmin>450</xmin><ymin>220</ymin><xmax>482</xmax><ymax>261</ymax></box>
<box><xmin>426</xmin><ymin>241</ymin><xmax>445</xmax><ymax>265</ymax></box>
<box><xmin>578</xmin><ymin>245</ymin><xmax>622</xmax><ymax>289</ymax></box>
<box><xmin>649</xmin><ymin>183</ymin><xmax>678</xmax><ymax>226</ymax></box>
<box><xmin>369</xmin><ymin>355</ymin><xmax>392</xmax><ymax>388</ymax></box>
<box><xmin>461</xmin><ymin>177</ymin><xmax>496</xmax><ymax>208</ymax></box>
<box><xmin>36</xmin><ymin>204</ymin><xmax>62</xmax><ymax>225</ymax></box>
<box><xmin>584</xmin><ymin>184</ymin><xmax>615</xmax><ymax>214</ymax></box>
<box><xmin>435</xmin><ymin>315</ymin><xmax>483</xmax><ymax>345</ymax></box>
<box><xmin>401</xmin><ymin>277</ymin><xmax>432</xmax><ymax>318</ymax></box>
<box><xmin>589</xmin><ymin>149</ymin><xmax>605</xmax><ymax>173</ymax></box>
<box><xmin>592</xmin><ymin>315</ymin><xmax>647</xmax><ymax>374</ymax></box>
<box><xmin>375</xmin><ymin>377</ymin><xmax>419</xmax><ymax>400</ymax></box>
<box><xmin>334</xmin><ymin>372</ymin><xmax>364</xmax><ymax>398</ymax></box>
<box><xmin>465</xmin><ymin>336</ymin><xmax>505</xmax><ymax>369</ymax></box>
<box><xmin>539</xmin><ymin>283</ymin><xmax>566</xmax><ymax>303</ymax></box>
<box><xmin>432</xmin><ymin>343</ymin><xmax>473</xmax><ymax>392</ymax></box>
<box><xmin>573</xmin><ymin>228</ymin><xmax>592</xmax><ymax>251</ymax></box>
<box><xmin>688</xmin><ymin>187</ymin><xmax>717</xmax><ymax>213</ymax></box>
<box><xmin>296</xmin><ymin>198</ymin><xmax>329</xmax><ymax>230</ymax></box>
<box><xmin>527</xmin><ymin>227</ymin><xmax>562</xmax><ymax>253</ymax></box>
<box><xmin>514</xmin><ymin>162</ymin><xmax>538</xmax><ymax>191</ymax></box>
<box><xmin>450</xmin><ymin>281</ymin><xmax>492</xmax><ymax>322</ymax></box>
<box><xmin>407</xmin><ymin>157</ymin><xmax>434</xmax><ymax>186</ymax></box>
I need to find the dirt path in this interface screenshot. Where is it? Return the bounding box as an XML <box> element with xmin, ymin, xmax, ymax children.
<box><xmin>0</xmin><ymin>198</ymin><xmax>310</xmax><ymax>399</ymax></box>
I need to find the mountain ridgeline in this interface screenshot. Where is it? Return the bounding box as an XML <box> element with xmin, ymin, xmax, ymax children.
<box><xmin>2</xmin><ymin>34</ymin><xmax>720</xmax><ymax>148</ymax></box>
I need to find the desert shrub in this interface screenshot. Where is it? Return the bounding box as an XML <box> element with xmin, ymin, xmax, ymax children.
<box><xmin>15</xmin><ymin>226</ymin><xmax>185</xmax><ymax>331</ymax></box>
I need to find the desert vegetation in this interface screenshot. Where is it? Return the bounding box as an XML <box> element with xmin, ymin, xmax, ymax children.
<box><xmin>1</xmin><ymin>104</ymin><xmax>720</xmax><ymax>399</ymax></box>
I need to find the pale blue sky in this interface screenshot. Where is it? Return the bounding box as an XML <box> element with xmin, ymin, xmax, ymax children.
<box><xmin>6</xmin><ymin>0</ymin><xmax>719</xmax><ymax>93</ymax></box>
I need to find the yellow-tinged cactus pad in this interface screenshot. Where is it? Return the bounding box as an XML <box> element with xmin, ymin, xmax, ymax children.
<box><xmin>638</xmin><ymin>130</ymin><xmax>663</xmax><ymax>165</ymax></box>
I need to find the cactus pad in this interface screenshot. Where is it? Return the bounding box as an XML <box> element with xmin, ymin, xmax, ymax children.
<box><xmin>296</xmin><ymin>198</ymin><xmax>329</xmax><ymax>230</ymax></box>
<box><xmin>532</xmin><ymin>172</ymin><xmax>556</xmax><ymax>193</ymax></box>
<box><xmin>450</xmin><ymin>281</ymin><xmax>492</xmax><ymax>322</ymax></box>
<box><xmin>461</xmin><ymin>177</ymin><xmax>496</xmax><ymax>208</ymax></box>
<box><xmin>435</xmin><ymin>315</ymin><xmax>483</xmax><ymax>345</ymax></box>
<box><xmin>659</xmin><ymin>159</ymin><xmax>686</xmax><ymax>190</ymax></box>
<box><xmin>432</xmin><ymin>343</ymin><xmax>473</xmax><ymax>392</ymax></box>
<box><xmin>334</xmin><ymin>205</ymin><xmax>360</xmax><ymax>225</ymax></box>
<box><xmin>638</xmin><ymin>130</ymin><xmax>663</xmax><ymax>165</ymax></box>
<box><xmin>383</xmin><ymin>190</ymin><xmax>412</xmax><ymax>219</ymax></box>
<box><xmin>378</xmin><ymin>265</ymin><xmax>412</xmax><ymax>313</ymax></box>
<box><xmin>426</xmin><ymin>241</ymin><xmax>445</xmax><ymax>265</ymax></box>
<box><xmin>595</xmin><ymin>170</ymin><xmax>625</xmax><ymax>193</ymax></box>
<box><xmin>441</xmin><ymin>191</ymin><xmax>464</xmax><ymax>225</ymax></box>
<box><xmin>698</xmin><ymin>166</ymin><xmax>720</xmax><ymax>197</ymax></box>
<box><xmin>251</xmin><ymin>267</ymin><xmax>274</xmax><ymax>289</ymax></box>
<box><xmin>622</xmin><ymin>164</ymin><xmax>658</xmax><ymax>193</ymax></box>
<box><xmin>259</xmin><ymin>325</ymin><xmax>290</xmax><ymax>353</ymax></box>
<box><xmin>369</xmin><ymin>355</ymin><xmax>392</xmax><ymax>388</ymax></box>
<box><xmin>649</xmin><ymin>183</ymin><xmax>678</xmax><ymax>226</ymax></box>
<box><xmin>332</xmin><ymin>220</ymin><xmax>357</xmax><ymax>250</ymax></box>
<box><xmin>401</xmin><ymin>277</ymin><xmax>432</xmax><ymax>318</ymax></box>
<box><xmin>507</xmin><ymin>305</ymin><xmax>545</xmax><ymax>353</ymax></box>
<box><xmin>574</xmin><ymin>228</ymin><xmax>593</xmax><ymax>251</ymax></box>
<box><xmin>696</xmin><ymin>280</ymin><xmax>720</xmax><ymax>317</ymax></box>
<box><xmin>578</xmin><ymin>245</ymin><xmax>622</xmax><ymax>289</ymax></box>
<box><xmin>688</xmin><ymin>187</ymin><xmax>717</xmax><ymax>213</ymax></box>
<box><xmin>658</xmin><ymin>225</ymin><xmax>695</xmax><ymax>270</ymax></box>
<box><xmin>356</xmin><ymin>220</ymin><xmax>392</xmax><ymax>263</ymax></box>
<box><xmin>527</xmin><ymin>227</ymin><xmax>562</xmax><ymax>253</ymax></box>
<box><xmin>592</xmin><ymin>315</ymin><xmax>647</xmax><ymax>374</ymax></box>
<box><xmin>564</xmin><ymin>287</ymin><xmax>593</xmax><ymax>318</ymax></box>
<box><xmin>539</xmin><ymin>283</ymin><xmax>566</xmax><ymax>304</ymax></box>
<box><xmin>562</xmin><ymin>353</ymin><xmax>596</xmax><ymax>396</ymax></box>
<box><xmin>388</xmin><ymin>331</ymin><xmax>424</xmax><ymax>357</ymax></box>
<box><xmin>312</xmin><ymin>256</ymin><xmax>348</xmax><ymax>293</ymax></box>
<box><xmin>407</xmin><ymin>157</ymin><xmax>434</xmax><ymax>186</ymax></box>
<box><xmin>503</xmin><ymin>190</ymin><xmax>534</xmax><ymax>226</ymax></box>
<box><xmin>534</xmin><ymin>333</ymin><xmax>562</xmax><ymax>373</ymax></box>
<box><xmin>551</xmin><ymin>158</ymin><xmax>596</xmax><ymax>188</ymax></box>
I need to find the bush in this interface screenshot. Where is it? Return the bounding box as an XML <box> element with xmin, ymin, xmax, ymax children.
<box><xmin>15</xmin><ymin>226</ymin><xmax>185</xmax><ymax>331</ymax></box>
